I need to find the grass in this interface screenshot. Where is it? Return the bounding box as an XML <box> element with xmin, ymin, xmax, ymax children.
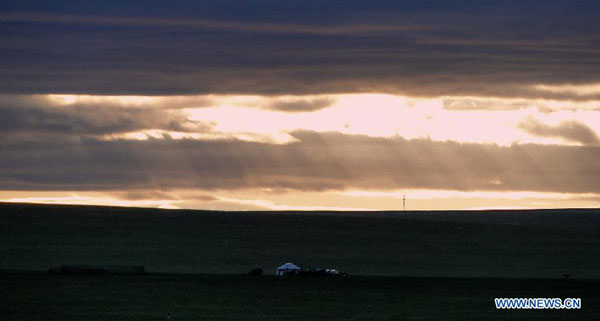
<box><xmin>1</xmin><ymin>272</ymin><xmax>599</xmax><ymax>320</ymax></box>
<box><xmin>2</xmin><ymin>203</ymin><xmax>600</xmax><ymax>319</ymax></box>
<box><xmin>2</xmin><ymin>203</ymin><xmax>600</xmax><ymax>278</ymax></box>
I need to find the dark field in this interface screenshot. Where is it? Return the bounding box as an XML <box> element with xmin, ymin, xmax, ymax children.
<box><xmin>1</xmin><ymin>203</ymin><xmax>600</xmax><ymax>278</ymax></box>
<box><xmin>1</xmin><ymin>272</ymin><xmax>599</xmax><ymax>320</ymax></box>
<box><xmin>2</xmin><ymin>203</ymin><xmax>600</xmax><ymax>320</ymax></box>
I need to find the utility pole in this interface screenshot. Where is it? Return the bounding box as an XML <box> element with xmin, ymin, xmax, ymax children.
<box><xmin>403</xmin><ymin>194</ymin><xmax>406</xmax><ymax>211</ymax></box>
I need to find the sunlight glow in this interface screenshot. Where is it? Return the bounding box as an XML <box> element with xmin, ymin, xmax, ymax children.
<box><xmin>533</xmin><ymin>83</ymin><xmax>600</xmax><ymax>96</ymax></box>
<box><xmin>5</xmin><ymin>93</ymin><xmax>600</xmax><ymax>210</ymax></box>
<box><xmin>46</xmin><ymin>94</ymin><xmax>212</xmax><ymax>108</ymax></box>
<box><xmin>185</xmin><ymin>94</ymin><xmax>599</xmax><ymax>146</ymax></box>
<box><xmin>2</xmin><ymin>189</ymin><xmax>599</xmax><ymax>211</ymax></box>
<box><xmin>100</xmin><ymin>129</ymin><xmax>297</xmax><ymax>144</ymax></box>
<box><xmin>2</xmin><ymin>194</ymin><xmax>179</xmax><ymax>209</ymax></box>
<box><xmin>342</xmin><ymin>190</ymin><xmax>598</xmax><ymax>201</ymax></box>
<box><xmin>38</xmin><ymin>93</ymin><xmax>600</xmax><ymax>147</ymax></box>
<box><xmin>213</xmin><ymin>196</ymin><xmax>373</xmax><ymax>211</ymax></box>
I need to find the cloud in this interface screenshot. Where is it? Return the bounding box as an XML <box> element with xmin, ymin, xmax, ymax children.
<box><xmin>1</xmin><ymin>131</ymin><xmax>599</xmax><ymax>194</ymax></box>
<box><xmin>0</xmin><ymin>2</ymin><xmax>599</xmax><ymax>98</ymax></box>
<box><xmin>443</xmin><ymin>97</ymin><xmax>539</xmax><ymax>111</ymax></box>
<box><xmin>518</xmin><ymin>116</ymin><xmax>600</xmax><ymax>145</ymax></box>
<box><xmin>262</xmin><ymin>98</ymin><xmax>334</xmax><ymax>112</ymax></box>
<box><xmin>0</xmin><ymin>95</ymin><xmax>210</xmax><ymax>136</ymax></box>
<box><xmin>0</xmin><ymin>12</ymin><xmax>426</xmax><ymax>36</ymax></box>
<box><xmin>115</xmin><ymin>191</ymin><xmax>175</xmax><ymax>201</ymax></box>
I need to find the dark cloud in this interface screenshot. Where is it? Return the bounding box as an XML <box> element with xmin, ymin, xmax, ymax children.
<box><xmin>0</xmin><ymin>96</ymin><xmax>210</xmax><ymax>136</ymax></box>
<box><xmin>1</xmin><ymin>1</ymin><xmax>599</xmax><ymax>201</ymax></box>
<box><xmin>113</xmin><ymin>190</ymin><xmax>217</xmax><ymax>202</ymax></box>
<box><xmin>263</xmin><ymin>98</ymin><xmax>334</xmax><ymax>112</ymax></box>
<box><xmin>117</xmin><ymin>191</ymin><xmax>175</xmax><ymax>201</ymax></box>
<box><xmin>518</xmin><ymin>116</ymin><xmax>600</xmax><ymax>145</ymax></box>
<box><xmin>0</xmin><ymin>1</ymin><xmax>599</xmax><ymax>98</ymax></box>
<box><xmin>1</xmin><ymin>131</ymin><xmax>599</xmax><ymax>194</ymax></box>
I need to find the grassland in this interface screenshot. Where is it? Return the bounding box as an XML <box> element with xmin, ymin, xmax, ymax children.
<box><xmin>1</xmin><ymin>203</ymin><xmax>600</xmax><ymax>319</ymax></box>
<box><xmin>1</xmin><ymin>203</ymin><xmax>599</xmax><ymax>278</ymax></box>
<box><xmin>1</xmin><ymin>272</ymin><xmax>598</xmax><ymax>321</ymax></box>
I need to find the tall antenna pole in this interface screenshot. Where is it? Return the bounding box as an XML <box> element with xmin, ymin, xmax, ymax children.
<box><xmin>403</xmin><ymin>194</ymin><xmax>406</xmax><ymax>211</ymax></box>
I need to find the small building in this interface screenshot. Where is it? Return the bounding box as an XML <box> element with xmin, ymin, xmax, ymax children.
<box><xmin>276</xmin><ymin>262</ymin><xmax>301</xmax><ymax>276</ymax></box>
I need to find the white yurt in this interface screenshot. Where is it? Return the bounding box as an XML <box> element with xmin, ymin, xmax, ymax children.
<box><xmin>276</xmin><ymin>262</ymin><xmax>301</xmax><ymax>276</ymax></box>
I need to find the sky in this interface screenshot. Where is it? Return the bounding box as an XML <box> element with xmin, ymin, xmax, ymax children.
<box><xmin>1</xmin><ymin>0</ymin><xmax>599</xmax><ymax>210</ymax></box>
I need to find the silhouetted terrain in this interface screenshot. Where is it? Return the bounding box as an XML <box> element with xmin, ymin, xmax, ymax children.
<box><xmin>1</xmin><ymin>272</ymin><xmax>599</xmax><ymax>321</ymax></box>
<box><xmin>1</xmin><ymin>203</ymin><xmax>599</xmax><ymax>278</ymax></box>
